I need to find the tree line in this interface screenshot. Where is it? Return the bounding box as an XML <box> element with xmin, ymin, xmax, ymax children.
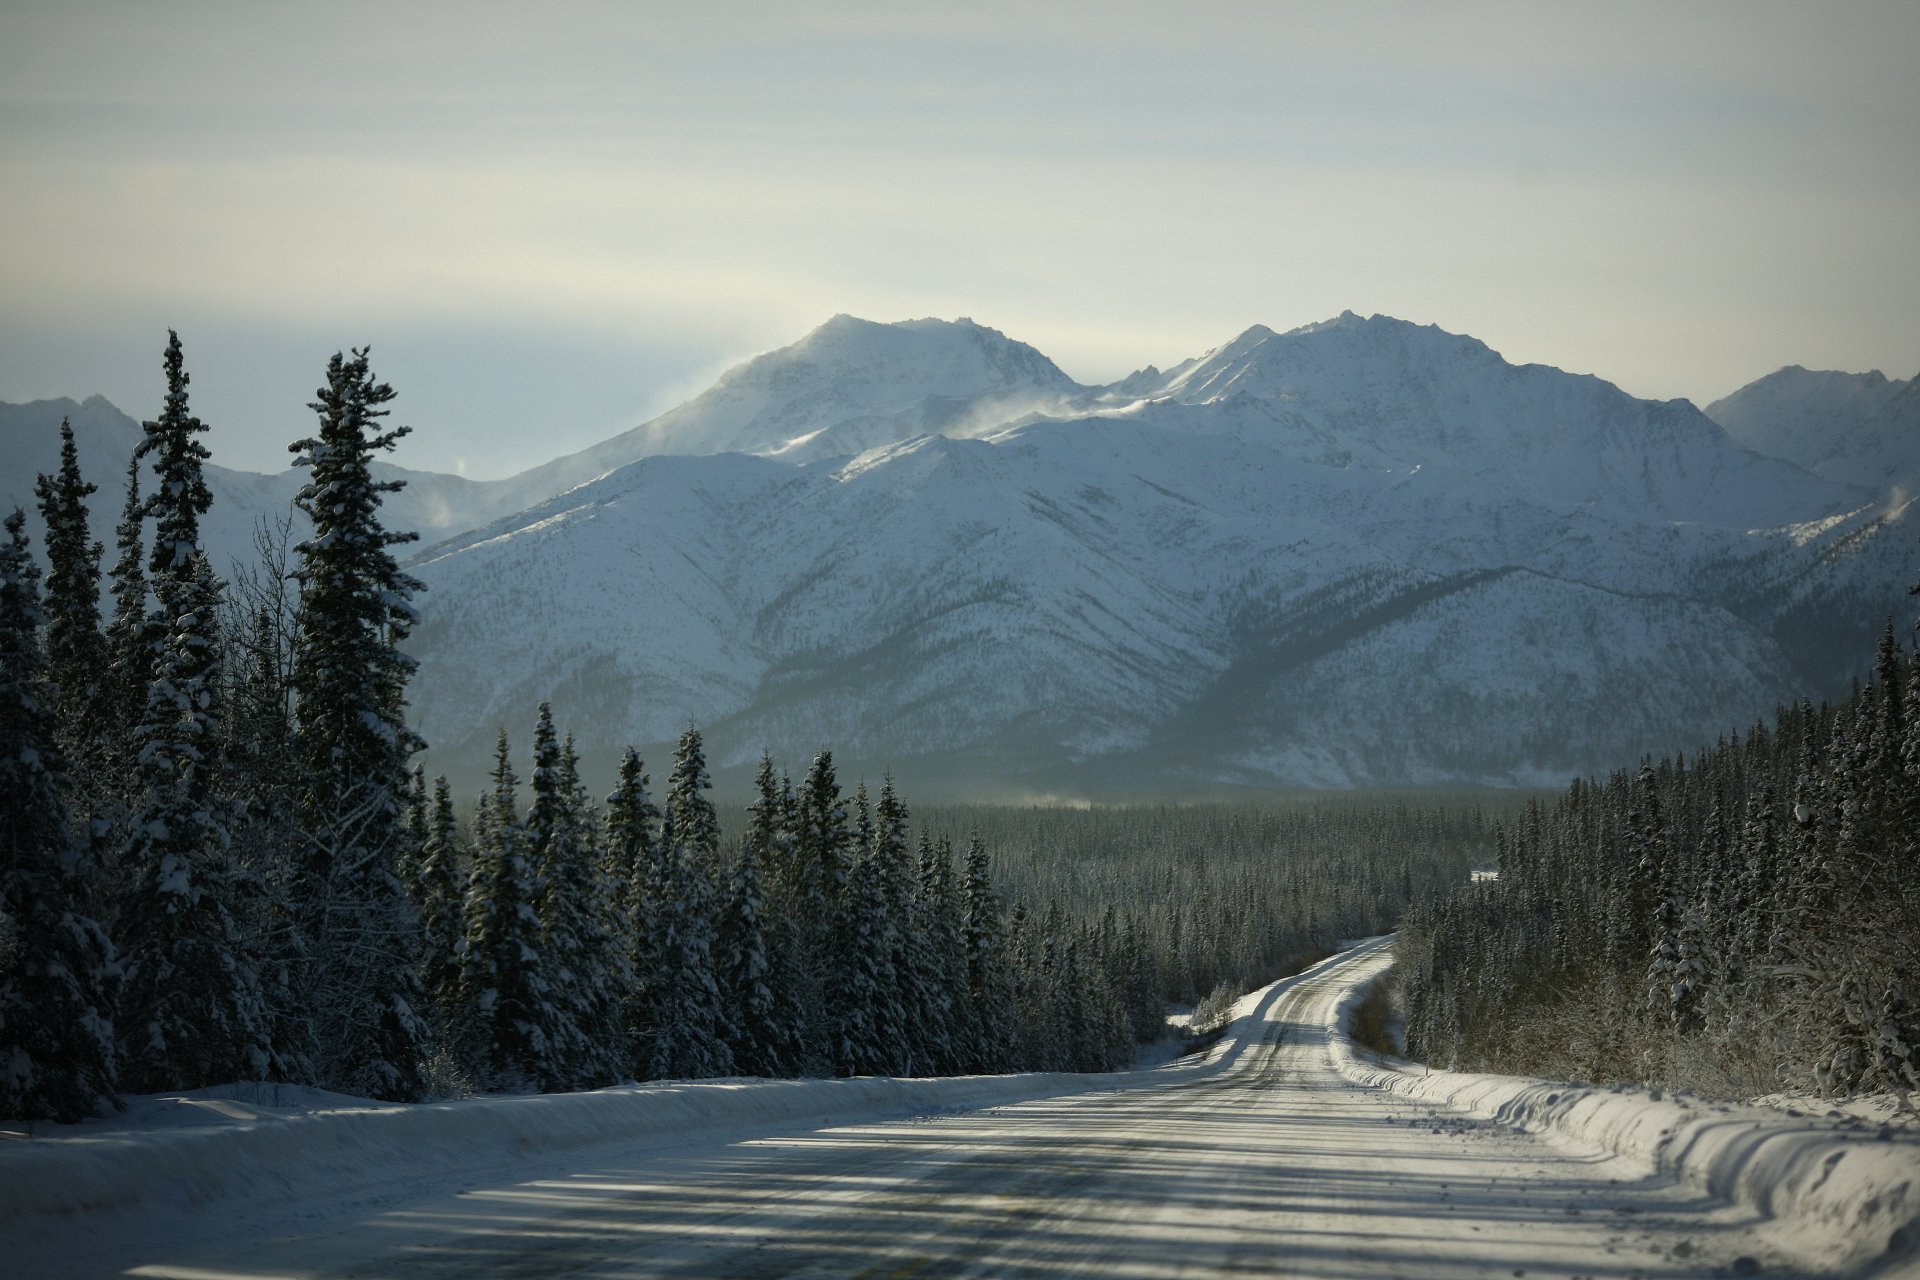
<box><xmin>1396</xmin><ymin>617</ymin><xmax>1920</xmax><ymax>1103</ymax></box>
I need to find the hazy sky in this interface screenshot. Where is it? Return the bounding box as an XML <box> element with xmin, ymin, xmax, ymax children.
<box><xmin>3</xmin><ymin>1</ymin><xmax>1915</xmax><ymax>479</ymax></box>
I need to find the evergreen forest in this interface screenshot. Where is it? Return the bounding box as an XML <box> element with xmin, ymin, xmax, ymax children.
<box><xmin>1397</xmin><ymin>619</ymin><xmax>1920</xmax><ymax>1102</ymax></box>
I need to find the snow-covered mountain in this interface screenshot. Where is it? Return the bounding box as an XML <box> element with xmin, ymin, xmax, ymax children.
<box><xmin>402</xmin><ymin>314</ymin><xmax>1912</xmax><ymax>795</ymax></box>
<box><xmin>0</xmin><ymin>396</ymin><xmax>517</xmax><ymax>580</ymax></box>
<box><xmin>9</xmin><ymin>314</ymin><xmax>1910</xmax><ymax>795</ymax></box>
<box><xmin>1705</xmin><ymin>365</ymin><xmax>1920</xmax><ymax>493</ymax></box>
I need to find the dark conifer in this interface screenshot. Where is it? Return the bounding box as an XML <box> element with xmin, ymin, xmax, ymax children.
<box><xmin>286</xmin><ymin>347</ymin><xmax>428</xmax><ymax>1100</ymax></box>
<box><xmin>0</xmin><ymin>511</ymin><xmax>120</xmax><ymax>1121</ymax></box>
<box><xmin>32</xmin><ymin>421</ymin><xmax>108</xmax><ymax>748</ymax></box>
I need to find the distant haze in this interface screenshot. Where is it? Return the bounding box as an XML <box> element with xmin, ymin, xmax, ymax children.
<box><xmin>2</xmin><ymin>1</ymin><xmax>1916</xmax><ymax>479</ymax></box>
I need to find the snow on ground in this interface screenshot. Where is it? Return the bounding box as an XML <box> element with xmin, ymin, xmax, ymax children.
<box><xmin>5</xmin><ymin>939</ymin><xmax>1917</xmax><ymax>1278</ymax></box>
<box><xmin>1331</xmin><ymin>943</ymin><xmax>1920</xmax><ymax>1278</ymax></box>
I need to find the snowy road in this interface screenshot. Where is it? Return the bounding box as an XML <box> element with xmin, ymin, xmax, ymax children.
<box><xmin>55</xmin><ymin>937</ymin><xmax>1825</xmax><ymax>1280</ymax></box>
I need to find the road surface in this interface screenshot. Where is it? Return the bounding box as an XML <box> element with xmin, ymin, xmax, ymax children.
<box><xmin>97</xmin><ymin>940</ymin><xmax>1799</xmax><ymax>1278</ymax></box>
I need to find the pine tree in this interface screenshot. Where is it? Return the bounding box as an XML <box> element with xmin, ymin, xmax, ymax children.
<box><xmin>604</xmin><ymin>747</ymin><xmax>659</xmax><ymax>1077</ymax></box>
<box><xmin>649</xmin><ymin>725</ymin><xmax>732</xmax><ymax>1079</ymax></box>
<box><xmin>32</xmin><ymin>421</ymin><xmax>108</xmax><ymax>750</ymax></box>
<box><xmin>414</xmin><ymin>776</ymin><xmax>467</xmax><ymax>1053</ymax></box>
<box><xmin>138</xmin><ymin>332</ymin><xmax>214</xmax><ymax>589</ymax></box>
<box><xmin>461</xmin><ymin>731</ymin><xmax>550</xmax><ymax>1088</ymax></box>
<box><xmin>103</xmin><ymin>458</ymin><xmax>152</xmax><ymax>752</ymax></box>
<box><xmin>834</xmin><ymin>840</ymin><xmax>895</xmax><ymax>1076</ymax></box>
<box><xmin>792</xmin><ymin>750</ymin><xmax>847</xmax><ymax>1071</ymax></box>
<box><xmin>117</xmin><ymin>550</ymin><xmax>271</xmax><ymax>1092</ymax></box>
<box><xmin>961</xmin><ymin>833</ymin><xmax>1012</xmax><ymax>1072</ymax></box>
<box><xmin>717</xmin><ymin>834</ymin><xmax>781</xmax><ymax>1076</ymax></box>
<box><xmin>286</xmin><ymin>347</ymin><xmax>429</xmax><ymax>1101</ymax></box>
<box><xmin>527</xmin><ymin>705</ymin><xmax>621</xmax><ymax>1089</ymax></box>
<box><xmin>908</xmin><ymin>828</ymin><xmax>962</xmax><ymax>1076</ymax></box>
<box><xmin>0</xmin><ymin>510</ymin><xmax>120</xmax><ymax>1121</ymax></box>
<box><xmin>743</xmin><ymin>752</ymin><xmax>806</xmax><ymax>1074</ymax></box>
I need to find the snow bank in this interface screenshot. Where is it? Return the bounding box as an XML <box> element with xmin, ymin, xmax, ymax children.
<box><xmin>1329</xmin><ymin>960</ymin><xmax>1920</xmax><ymax>1277</ymax></box>
<box><xmin>0</xmin><ymin>949</ymin><xmax>1338</xmax><ymax>1239</ymax></box>
<box><xmin>0</xmin><ymin>1071</ymin><xmax>1107</xmax><ymax>1231</ymax></box>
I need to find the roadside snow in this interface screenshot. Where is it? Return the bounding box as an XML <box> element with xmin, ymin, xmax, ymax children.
<box><xmin>1330</xmin><ymin>947</ymin><xmax>1920</xmax><ymax>1277</ymax></box>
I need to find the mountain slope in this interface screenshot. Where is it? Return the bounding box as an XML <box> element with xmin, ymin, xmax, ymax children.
<box><xmin>0</xmin><ymin>396</ymin><xmax>522</xmax><ymax>580</ymax></box>
<box><xmin>1706</xmin><ymin>365</ymin><xmax>1920</xmax><ymax>492</ymax></box>
<box><xmin>404</xmin><ymin>343</ymin><xmax>1905</xmax><ymax>794</ymax></box>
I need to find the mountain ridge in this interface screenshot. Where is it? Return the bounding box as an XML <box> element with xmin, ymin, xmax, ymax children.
<box><xmin>6</xmin><ymin>313</ymin><xmax>1910</xmax><ymax>798</ymax></box>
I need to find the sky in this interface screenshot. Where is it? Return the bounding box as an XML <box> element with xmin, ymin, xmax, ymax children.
<box><xmin>2</xmin><ymin>0</ymin><xmax>1916</xmax><ymax>479</ymax></box>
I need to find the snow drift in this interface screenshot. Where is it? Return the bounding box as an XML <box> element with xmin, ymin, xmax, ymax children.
<box><xmin>1330</xmin><ymin>949</ymin><xmax>1920</xmax><ymax>1277</ymax></box>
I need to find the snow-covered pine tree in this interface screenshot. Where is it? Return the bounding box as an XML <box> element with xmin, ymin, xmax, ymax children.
<box><xmin>869</xmin><ymin>778</ymin><xmax>918</xmax><ymax>1073</ymax></box>
<box><xmin>960</xmin><ymin>833</ymin><xmax>1012</xmax><ymax>1072</ymax></box>
<box><xmin>716</xmin><ymin>833</ymin><xmax>781</xmax><ymax>1076</ymax></box>
<box><xmin>138</xmin><ymin>333</ymin><xmax>214</xmax><ymax>588</ymax></box>
<box><xmin>460</xmin><ymin>731</ymin><xmax>551</xmax><ymax>1089</ymax></box>
<box><xmin>116</xmin><ymin>548</ymin><xmax>272</xmax><ymax>1092</ymax></box>
<box><xmin>791</xmin><ymin>750</ymin><xmax>847</xmax><ymax>1072</ymax></box>
<box><xmin>0</xmin><ymin>510</ymin><xmax>120</xmax><ymax>1121</ymax></box>
<box><xmin>414</xmin><ymin>775</ymin><xmax>467</xmax><ymax>1054</ymax></box>
<box><xmin>526</xmin><ymin>705</ymin><xmax>621</xmax><ymax>1090</ymax></box>
<box><xmin>32</xmin><ymin>421</ymin><xmax>108</xmax><ymax>755</ymax></box>
<box><xmin>287</xmin><ymin>347</ymin><xmax>428</xmax><ymax>1101</ymax></box>
<box><xmin>832</xmin><ymin>832</ymin><xmax>896</xmax><ymax>1076</ymax></box>
<box><xmin>650</xmin><ymin>724</ymin><xmax>732</xmax><ymax>1080</ymax></box>
<box><xmin>911</xmin><ymin>830</ymin><xmax>965</xmax><ymax>1075</ymax></box>
<box><xmin>603</xmin><ymin>747</ymin><xmax>659</xmax><ymax>1076</ymax></box>
<box><xmin>744</xmin><ymin>752</ymin><xmax>807</xmax><ymax>1075</ymax></box>
<box><xmin>115</xmin><ymin>336</ymin><xmax>276</xmax><ymax>1093</ymax></box>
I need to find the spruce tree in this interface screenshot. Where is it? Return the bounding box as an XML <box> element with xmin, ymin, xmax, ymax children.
<box><xmin>912</xmin><ymin>831</ymin><xmax>966</xmax><ymax>1075</ymax></box>
<box><xmin>138</xmin><ymin>332</ymin><xmax>214</xmax><ymax>588</ymax></box>
<box><xmin>792</xmin><ymin>750</ymin><xmax>847</xmax><ymax>1071</ymax></box>
<box><xmin>604</xmin><ymin>747</ymin><xmax>659</xmax><ymax>1077</ymax></box>
<box><xmin>460</xmin><ymin>731</ymin><xmax>551</xmax><ymax>1088</ymax></box>
<box><xmin>117</xmin><ymin>550</ymin><xmax>271</xmax><ymax>1091</ymax></box>
<box><xmin>286</xmin><ymin>347</ymin><xmax>428</xmax><ymax>1100</ymax></box>
<box><xmin>833</xmin><ymin>841</ymin><xmax>895</xmax><ymax>1076</ymax></box>
<box><xmin>717</xmin><ymin>834</ymin><xmax>781</xmax><ymax>1076</ymax></box>
<box><xmin>527</xmin><ymin>705</ymin><xmax>621</xmax><ymax>1089</ymax></box>
<box><xmin>414</xmin><ymin>776</ymin><xmax>467</xmax><ymax>1055</ymax></box>
<box><xmin>116</xmin><ymin>336</ymin><xmax>274</xmax><ymax>1093</ymax></box>
<box><xmin>32</xmin><ymin>421</ymin><xmax>108</xmax><ymax>750</ymax></box>
<box><xmin>961</xmin><ymin>833</ymin><xmax>1012</xmax><ymax>1072</ymax></box>
<box><xmin>103</xmin><ymin>458</ymin><xmax>152</xmax><ymax>753</ymax></box>
<box><xmin>0</xmin><ymin>511</ymin><xmax>120</xmax><ymax>1121</ymax></box>
<box><xmin>650</xmin><ymin>725</ymin><xmax>732</xmax><ymax>1079</ymax></box>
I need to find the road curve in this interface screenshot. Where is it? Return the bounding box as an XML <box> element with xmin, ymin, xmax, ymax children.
<box><xmin>114</xmin><ymin>940</ymin><xmax>1795</xmax><ymax>1279</ymax></box>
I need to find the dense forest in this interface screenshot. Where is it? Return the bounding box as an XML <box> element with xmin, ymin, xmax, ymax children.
<box><xmin>0</xmin><ymin>335</ymin><xmax>1486</xmax><ymax>1124</ymax></box>
<box><xmin>1398</xmin><ymin>618</ymin><xmax>1920</xmax><ymax>1103</ymax></box>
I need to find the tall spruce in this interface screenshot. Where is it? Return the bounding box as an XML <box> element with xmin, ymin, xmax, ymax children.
<box><xmin>649</xmin><ymin>725</ymin><xmax>732</xmax><ymax>1079</ymax></box>
<box><xmin>32</xmin><ymin>421</ymin><xmax>108</xmax><ymax>750</ymax></box>
<box><xmin>287</xmin><ymin>347</ymin><xmax>427</xmax><ymax>1100</ymax></box>
<box><xmin>138</xmin><ymin>332</ymin><xmax>214</xmax><ymax>587</ymax></box>
<box><xmin>117</xmin><ymin>549</ymin><xmax>270</xmax><ymax>1091</ymax></box>
<box><xmin>527</xmin><ymin>706</ymin><xmax>621</xmax><ymax>1089</ymax></box>
<box><xmin>0</xmin><ymin>511</ymin><xmax>120</xmax><ymax>1121</ymax></box>
<box><xmin>104</xmin><ymin>457</ymin><xmax>153</xmax><ymax>748</ymax></box>
<box><xmin>604</xmin><ymin>747</ymin><xmax>660</xmax><ymax>1077</ymax></box>
<box><xmin>961</xmin><ymin>833</ymin><xmax>1012</xmax><ymax>1072</ymax></box>
<box><xmin>461</xmin><ymin>731</ymin><xmax>551</xmax><ymax>1088</ymax></box>
<box><xmin>116</xmin><ymin>336</ymin><xmax>272</xmax><ymax>1093</ymax></box>
<box><xmin>717</xmin><ymin>834</ymin><xmax>781</xmax><ymax>1076</ymax></box>
<box><xmin>414</xmin><ymin>775</ymin><xmax>467</xmax><ymax>1052</ymax></box>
